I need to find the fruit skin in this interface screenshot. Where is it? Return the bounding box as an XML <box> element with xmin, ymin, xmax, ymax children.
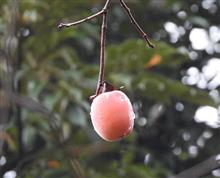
<box><xmin>90</xmin><ymin>90</ymin><xmax>135</xmax><ymax>141</ymax></box>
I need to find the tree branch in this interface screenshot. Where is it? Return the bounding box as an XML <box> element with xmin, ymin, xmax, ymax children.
<box><xmin>58</xmin><ymin>10</ymin><xmax>104</xmax><ymax>29</ymax></box>
<box><xmin>170</xmin><ymin>154</ymin><xmax>220</xmax><ymax>178</ymax></box>
<box><xmin>58</xmin><ymin>0</ymin><xmax>111</xmax><ymax>29</ymax></box>
<box><xmin>119</xmin><ymin>0</ymin><xmax>155</xmax><ymax>48</ymax></box>
<box><xmin>58</xmin><ymin>0</ymin><xmax>154</xmax><ymax>99</ymax></box>
<box><xmin>95</xmin><ymin>0</ymin><xmax>111</xmax><ymax>95</ymax></box>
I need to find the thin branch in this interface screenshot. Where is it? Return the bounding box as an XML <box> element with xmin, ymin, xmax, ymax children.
<box><xmin>95</xmin><ymin>0</ymin><xmax>111</xmax><ymax>95</ymax></box>
<box><xmin>119</xmin><ymin>0</ymin><xmax>155</xmax><ymax>48</ymax></box>
<box><xmin>58</xmin><ymin>10</ymin><xmax>103</xmax><ymax>29</ymax></box>
<box><xmin>170</xmin><ymin>154</ymin><xmax>220</xmax><ymax>178</ymax></box>
<box><xmin>58</xmin><ymin>0</ymin><xmax>111</xmax><ymax>29</ymax></box>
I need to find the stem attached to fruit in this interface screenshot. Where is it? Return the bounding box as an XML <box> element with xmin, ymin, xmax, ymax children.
<box><xmin>95</xmin><ymin>0</ymin><xmax>111</xmax><ymax>95</ymax></box>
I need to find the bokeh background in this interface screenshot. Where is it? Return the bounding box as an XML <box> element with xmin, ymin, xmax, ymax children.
<box><xmin>1</xmin><ymin>0</ymin><xmax>220</xmax><ymax>178</ymax></box>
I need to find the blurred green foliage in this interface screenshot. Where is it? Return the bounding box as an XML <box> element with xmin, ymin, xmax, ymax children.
<box><xmin>1</xmin><ymin>0</ymin><xmax>220</xmax><ymax>178</ymax></box>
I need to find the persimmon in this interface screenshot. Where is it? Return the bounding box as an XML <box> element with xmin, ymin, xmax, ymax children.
<box><xmin>90</xmin><ymin>90</ymin><xmax>135</xmax><ymax>141</ymax></box>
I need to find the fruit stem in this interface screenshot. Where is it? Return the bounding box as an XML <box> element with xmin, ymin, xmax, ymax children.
<box><xmin>95</xmin><ymin>0</ymin><xmax>111</xmax><ymax>95</ymax></box>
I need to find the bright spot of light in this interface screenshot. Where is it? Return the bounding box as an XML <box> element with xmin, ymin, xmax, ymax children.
<box><xmin>189</xmin><ymin>27</ymin><xmax>220</xmax><ymax>53</ymax></box>
<box><xmin>186</xmin><ymin>67</ymin><xmax>200</xmax><ymax>85</ymax></box>
<box><xmin>202</xmin><ymin>0</ymin><xmax>216</xmax><ymax>9</ymax></box>
<box><xmin>182</xmin><ymin>67</ymin><xmax>200</xmax><ymax>85</ymax></box>
<box><xmin>202</xmin><ymin>130</ymin><xmax>213</xmax><ymax>139</ymax></box>
<box><xmin>144</xmin><ymin>153</ymin><xmax>151</xmax><ymax>164</ymax></box>
<box><xmin>0</xmin><ymin>156</ymin><xmax>6</xmax><ymax>166</ymax></box>
<box><xmin>189</xmin><ymin>28</ymin><xmax>209</xmax><ymax>50</ymax></box>
<box><xmin>137</xmin><ymin>117</ymin><xmax>147</xmax><ymax>126</ymax></box>
<box><xmin>209</xmin><ymin>90</ymin><xmax>220</xmax><ymax>103</ymax></box>
<box><xmin>202</xmin><ymin>0</ymin><xmax>217</xmax><ymax>14</ymax></box>
<box><xmin>215</xmin><ymin>154</ymin><xmax>220</xmax><ymax>162</ymax></box>
<box><xmin>194</xmin><ymin>106</ymin><xmax>220</xmax><ymax>128</ymax></box>
<box><xmin>202</xmin><ymin>58</ymin><xmax>220</xmax><ymax>80</ymax></box>
<box><xmin>182</xmin><ymin>58</ymin><xmax>220</xmax><ymax>90</ymax></box>
<box><xmin>3</xmin><ymin>170</ymin><xmax>16</xmax><ymax>178</ymax></box>
<box><xmin>203</xmin><ymin>58</ymin><xmax>220</xmax><ymax>90</ymax></box>
<box><xmin>182</xmin><ymin>132</ymin><xmax>191</xmax><ymax>141</ymax></box>
<box><xmin>177</xmin><ymin>11</ymin><xmax>187</xmax><ymax>19</ymax></box>
<box><xmin>191</xmin><ymin>4</ymin><xmax>199</xmax><ymax>13</ymax></box>
<box><xmin>189</xmin><ymin>51</ymin><xmax>198</xmax><ymax>60</ymax></box>
<box><xmin>197</xmin><ymin>74</ymin><xmax>207</xmax><ymax>89</ymax></box>
<box><xmin>175</xmin><ymin>102</ymin><xmax>184</xmax><ymax>112</ymax></box>
<box><xmin>173</xmin><ymin>147</ymin><xmax>182</xmax><ymax>155</ymax></box>
<box><xmin>209</xmin><ymin>26</ymin><xmax>220</xmax><ymax>43</ymax></box>
<box><xmin>164</xmin><ymin>22</ymin><xmax>185</xmax><ymax>43</ymax></box>
<box><xmin>197</xmin><ymin>137</ymin><xmax>205</xmax><ymax>148</ymax></box>
<box><xmin>212</xmin><ymin>169</ymin><xmax>220</xmax><ymax>177</ymax></box>
<box><xmin>188</xmin><ymin>145</ymin><xmax>198</xmax><ymax>157</ymax></box>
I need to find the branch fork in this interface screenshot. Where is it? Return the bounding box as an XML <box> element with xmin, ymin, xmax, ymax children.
<box><xmin>58</xmin><ymin>0</ymin><xmax>154</xmax><ymax>100</ymax></box>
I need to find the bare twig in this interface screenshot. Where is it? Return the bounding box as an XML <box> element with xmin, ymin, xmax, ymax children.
<box><xmin>95</xmin><ymin>0</ymin><xmax>111</xmax><ymax>95</ymax></box>
<box><xmin>58</xmin><ymin>10</ymin><xmax>104</xmax><ymax>29</ymax></box>
<box><xmin>58</xmin><ymin>0</ymin><xmax>111</xmax><ymax>29</ymax></box>
<box><xmin>119</xmin><ymin>0</ymin><xmax>155</xmax><ymax>48</ymax></box>
<box><xmin>170</xmin><ymin>154</ymin><xmax>220</xmax><ymax>178</ymax></box>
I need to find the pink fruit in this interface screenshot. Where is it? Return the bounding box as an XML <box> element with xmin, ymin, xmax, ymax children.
<box><xmin>90</xmin><ymin>90</ymin><xmax>135</xmax><ymax>141</ymax></box>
